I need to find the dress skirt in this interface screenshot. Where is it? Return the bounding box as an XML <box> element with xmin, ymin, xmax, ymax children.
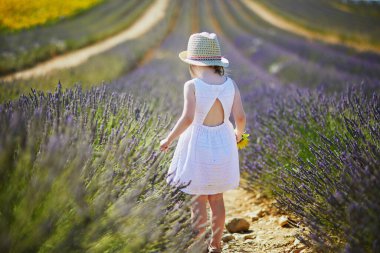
<box><xmin>166</xmin><ymin>120</ymin><xmax>240</xmax><ymax>195</ymax></box>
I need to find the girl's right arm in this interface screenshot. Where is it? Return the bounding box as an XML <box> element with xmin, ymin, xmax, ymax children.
<box><xmin>231</xmin><ymin>80</ymin><xmax>246</xmax><ymax>141</ymax></box>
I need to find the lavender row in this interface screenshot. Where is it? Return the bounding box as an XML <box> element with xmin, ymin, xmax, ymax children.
<box><xmin>209</xmin><ymin>0</ymin><xmax>380</xmax><ymax>92</ymax></box>
<box><xmin>0</xmin><ymin>0</ymin><xmax>178</xmax><ymax>103</ymax></box>
<box><xmin>107</xmin><ymin>0</ymin><xmax>195</xmax><ymax>117</ymax></box>
<box><xmin>256</xmin><ymin>0</ymin><xmax>380</xmax><ymax>45</ymax></box>
<box><xmin>0</xmin><ymin>83</ymin><xmax>199</xmax><ymax>252</ymax></box>
<box><xmin>242</xmin><ymin>85</ymin><xmax>379</xmax><ymax>251</ymax></box>
<box><xmin>0</xmin><ymin>0</ymin><xmax>152</xmax><ymax>75</ymax></box>
<box><xmin>229</xmin><ymin>0</ymin><xmax>380</xmax><ymax>79</ymax></box>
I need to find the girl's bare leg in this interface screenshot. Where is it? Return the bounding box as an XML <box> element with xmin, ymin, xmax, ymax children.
<box><xmin>208</xmin><ymin>193</ymin><xmax>225</xmax><ymax>249</ymax></box>
<box><xmin>190</xmin><ymin>195</ymin><xmax>208</xmax><ymax>238</ymax></box>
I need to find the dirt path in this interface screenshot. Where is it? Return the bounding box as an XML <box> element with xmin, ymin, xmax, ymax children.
<box><xmin>1</xmin><ymin>0</ymin><xmax>169</xmax><ymax>82</ymax></box>
<box><xmin>240</xmin><ymin>0</ymin><xmax>380</xmax><ymax>54</ymax></box>
<box><xmin>220</xmin><ymin>187</ymin><xmax>313</xmax><ymax>253</ymax></box>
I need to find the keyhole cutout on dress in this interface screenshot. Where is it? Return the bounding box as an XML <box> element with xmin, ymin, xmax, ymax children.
<box><xmin>202</xmin><ymin>98</ymin><xmax>225</xmax><ymax>127</ymax></box>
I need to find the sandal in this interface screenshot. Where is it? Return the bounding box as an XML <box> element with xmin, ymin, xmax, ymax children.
<box><xmin>208</xmin><ymin>245</ymin><xmax>222</xmax><ymax>253</ymax></box>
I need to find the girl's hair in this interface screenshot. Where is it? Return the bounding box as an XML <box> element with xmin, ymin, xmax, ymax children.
<box><xmin>189</xmin><ymin>65</ymin><xmax>227</xmax><ymax>78</ymax></box>
<box><xmin>211</xmin><ymin>66</ymin><xmax>224</xmax><ymax>76</ymax></box>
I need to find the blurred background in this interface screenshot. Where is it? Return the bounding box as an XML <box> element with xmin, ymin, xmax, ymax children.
<box><xmin>1</xmin><ymin>0</ymin><xmax>379</xmax><ymax>102</ymax></box>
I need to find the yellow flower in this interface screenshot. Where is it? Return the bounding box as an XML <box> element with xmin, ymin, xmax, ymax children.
<box><xmin>237</xmin><ymin>133</ymin><xmax>250</xmax><ymax>150</ymax></box>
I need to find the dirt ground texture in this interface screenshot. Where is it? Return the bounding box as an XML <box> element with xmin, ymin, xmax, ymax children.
<box><xmin>195</xmin><ymin>187</ymin><xmax>315</xmax><ymax>253</ymax></box>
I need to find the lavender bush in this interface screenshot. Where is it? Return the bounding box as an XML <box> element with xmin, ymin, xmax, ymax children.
<box><xmin>0</xmin><ymin>84</ymin><xmax>197</xmax><ymax>252</ymax></box>
<box><xmin>244</xmin><ymin>84</ymin><xmax>379</xmax><ymax>252</ymax></box>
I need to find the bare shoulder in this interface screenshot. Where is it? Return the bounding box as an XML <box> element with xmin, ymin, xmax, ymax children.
<box><xmin>184</xmin><ymin>79</ymin><xmax>195</xmax><ymax>87</ymax></box>
<box><xmin>184</xmin><ymin>80</ymin><xmax>195</xmax><ymax>92</ymax></box>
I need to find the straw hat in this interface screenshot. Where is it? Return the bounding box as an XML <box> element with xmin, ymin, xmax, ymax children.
<box><xmin>179</xmin><ymin>32</ymin><xmax>229</xmax><ymax>67</ymax></box>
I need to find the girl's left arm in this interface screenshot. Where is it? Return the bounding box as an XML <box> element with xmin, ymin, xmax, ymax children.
<box><xmin>159</xmin><ymin>81</ymin><xmax>195</xmax><ymax>151</ymax></box>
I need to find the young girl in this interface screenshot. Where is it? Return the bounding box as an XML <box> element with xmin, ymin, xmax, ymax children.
<box><xmin>159</xmin><ymin>32</ymin><xmax>246</xmax><ymax>253</ymax></box>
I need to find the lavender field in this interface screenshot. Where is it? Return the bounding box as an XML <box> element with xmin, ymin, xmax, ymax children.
<box><xmin>0</xmin><ymin>0</ymin><xmax>379</xmax><ymax>252</ymax></box>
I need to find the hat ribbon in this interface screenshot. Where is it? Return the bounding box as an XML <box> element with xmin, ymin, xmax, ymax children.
<box><xmin>187</xmin><ymin>55</ymin><xmax>222</xmax><ymax>60</ymax></box>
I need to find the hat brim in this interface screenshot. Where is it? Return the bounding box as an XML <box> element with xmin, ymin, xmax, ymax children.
<box><xmin>179</xmin><ymin>51</ymin><xmax>229</xmax><ymax>67</ymax></box>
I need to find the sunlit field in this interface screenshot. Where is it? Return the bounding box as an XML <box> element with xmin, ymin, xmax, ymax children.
<box><xmin>0</xmin><ymin>0</ymin><xmax>379</xmax><ymax>252</ymax></box>
<box><xmin>0</xmin><ymin>0</ymin><xmax>152</xmax><ymax>75</ymax></box>
<box><xmin>0</xmin><ymin>0</ymin><xmax>103</xmax><ymax>30</ymax></box>
<box><xmin>254</xmin><ymin>0</ymin><xmax>380</xmax><ymax>52</ymax></box>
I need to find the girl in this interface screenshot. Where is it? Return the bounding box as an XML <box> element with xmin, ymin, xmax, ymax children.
<box><xmin>159</xmin><ymin>32</ymin><xmax>246</xmax><ymax>253</ymax></box>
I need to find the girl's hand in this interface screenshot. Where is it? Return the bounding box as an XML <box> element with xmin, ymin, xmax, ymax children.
<box><xmin>159</xmin><ymin>137</ymin><xmax>172</xmax><ymax>152</ymax></box>
<box><xmin>234</xmin><ymin>128</ymin><xmax>243</xmax><ymax>143</ymax></box>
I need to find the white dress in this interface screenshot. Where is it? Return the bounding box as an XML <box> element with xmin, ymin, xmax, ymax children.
<box><xmin>166</xmin><ymin>76</ymin><xmax>240</xmax><ymax>195</ymax></box>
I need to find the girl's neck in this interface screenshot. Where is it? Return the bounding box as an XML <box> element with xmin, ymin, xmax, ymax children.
<box><xmin>194</xmin><ymin>68</ymin><xmax>224</xmax><ymax>81</ymax></box>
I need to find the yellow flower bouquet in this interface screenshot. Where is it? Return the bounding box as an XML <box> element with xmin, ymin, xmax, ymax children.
<box><xmin>237</xmin><ymin>132</ymin><xmax>250</xmax><ymax>150</ymax></box>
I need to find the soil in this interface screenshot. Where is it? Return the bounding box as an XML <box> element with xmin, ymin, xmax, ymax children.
<box><xmin>202</xmin><ymin>187</ymin><xmax>315</xmax><ymax>253</ymax></box>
